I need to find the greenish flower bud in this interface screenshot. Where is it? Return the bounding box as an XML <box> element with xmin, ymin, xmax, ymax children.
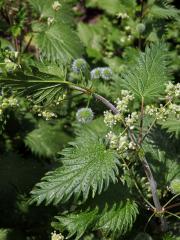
<box><xmin>136</xmin><ymin>23</ymin><xmax>146</xmax><ymax>33</ymax></box>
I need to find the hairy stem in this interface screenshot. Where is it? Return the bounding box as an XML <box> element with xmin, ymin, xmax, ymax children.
<box><xmin>138</xmin><ymin>97</ymin><xmax>144</xmax><ymax>144</ymax></box>
<box><xmin>139</xmin><ymin>154</ymin><xmax>167</xmax><ymax>231</ymax></box>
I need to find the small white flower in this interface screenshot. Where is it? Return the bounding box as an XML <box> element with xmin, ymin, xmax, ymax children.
<box><xmin>51</xmin><ymin>231</ymin><xmax>64</xmax><ymax>240</ymax></box>
<box><xmin>47</xmin><ymin>17</ymin><xmax>54</xmax><ymax>26</ymax></box>
<box><xmin>104</xmin><ymin>111</ymin><xmax>116</xmax><ymax>127</ymax></box>
<box><xmin>52</xmin><ymin>1</ymin><xmax>62</xmax><ymax>11</ymax></box>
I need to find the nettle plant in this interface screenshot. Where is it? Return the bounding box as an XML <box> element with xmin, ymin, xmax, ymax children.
<box><xmin>0</xmin><ymin>0</ymin><xmax>180</xmax><ymax>240</ymax></box>
<box><xmin>1</xmin><ymin>42</ymin><xmax>180</xmax><ymax>239</ymax></box>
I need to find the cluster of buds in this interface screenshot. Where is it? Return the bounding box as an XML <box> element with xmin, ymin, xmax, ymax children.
<box><xmin>165</xmin><ymin>82</ymin><xmax>180</xmax><ymax>100</ymax></box>
<box><xmin>51</xmin><ymin>231</ymin><xmax>64</xmax><ymax>240</ymax></box>
<box><xmin>145</xmin><ymin>102</ymin><xmax>180</xmax><ymax>120</ymax></box>
<box><xmin>115</xmin><ymin>90</ymin><xmax>134</xmax><ymax>113</ymax></box>
<box><xmin>104</xmin><ymin>90</ymin><xmax>136</xmax><ymax>129</ymax></box>
<box><xmin>32</xmin><ymin>105</ymin><xmax>57</xmax><ymax>121</ymax></box>
<box><xmin>116</xmin><ymin>12</ymin><xmax>129</xmax><ymax>19</ymax></box>
<box><xmin>125</xmin><ymin>112</ymin><xmax>138</xmax><ymax>130</ymax></box>
<box><xmin>4</xmin><ymin>58</ymin><xmax>18</xmax><ymax>72</ymax></box>
<box><xmin>106</xmin><ymin>131</ymin><xmax>136</xmax><ymax>153</ymax></box>
<box><xmin>52</xmin><ymin>1</ymin><xmax>62</xmax><ymax>11</ymax></box>
<box><xmin>0</xmin><ymin>95</ymin><xmax>19</xmax><ymax>117</ymax></box>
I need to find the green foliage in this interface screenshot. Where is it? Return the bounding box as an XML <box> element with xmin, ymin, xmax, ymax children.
<box><xmin>95</xmin><ymin>200</ymin><xmax>138</xmax><ymax>238</ymax></box>
<box><xmin>159</xmin><ymin>117</ymin><xmax>180</xmax><ymax>138</ymax></box>
<box><xmin>121</xmin><ymin>43</ymin><xmax>169</xmax><ymax>102</ymax></box>
<box><xmin>30</xmin><ymin>130</ymin><xmax>119</xmax><ymax>205</ymax></box>
<box><xmin>148</xmin><ymin>0</ymin><xmax>180</xmax><ymax>20</ymax></box>
<box><xmin>0</xmin><ymin>0</ymin><xmax>179</xmax><ymax>239</ymax></box>
<box><xmin>53</xmin><ymin>208</ymin><xmax>98</xmax><ymax>240</ymax></box>
<box><xmin>52</xmin><ymin>200</ymin><xmax>138</xmax><ymax>239</ymax></box>
<box><xmin>29</xmin><ymin>0</ymin><xmax>83</xmax><ymax>63</ymax></box>
<box><xmin>25</xmin><ymin>121</ymin><xmax>71</xmax><ymax>157</ymax></box>
<box><xmin>0</xmin><ymin>67</ymin><xmax>67</xmax><ymax>104</ymax></box>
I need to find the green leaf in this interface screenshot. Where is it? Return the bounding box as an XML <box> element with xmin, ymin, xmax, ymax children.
<box><xmin>52</xmin><ymin>208</ymin><xmax>98</xmax><ymax>240</ymax></box>
<box><xmin>0</xmin><ymin>68</ymin><xmax>69</xmax><ymax>104</ymax></box>
<box><xmin>121</xmin><ymin>43</ymin><xmax>170</xmax><ymax>102</ymax></box>
<box><xmin>32</xmin><ymin>22</ymin><xmax>83</xmax><ymax>64</ymax></box>
<box><xmin>52</xmin><ymin>200</ymin><xmax>138</xmax><ymax>239</ymax></box>
<box><xmin>159</xmin><ymin>117</ymin><xmax>180</xmax><ymax>138</ymax></box>
<box><xmin>86</xmin><ymin>0</ymin><xmax>136</xmax><ymax>15</ymax></box>
<box><xmin>95</xmin><ymin>200</ymin><xmax>138</xmax><ymax>238</ymax></box>
<box><xmin>148</xmin><ymin>0</ymin><xmax>179</xmax><ymax>20</ymax></box>
<box><xmin>25</xmin><ymin>121</ymin><xmax>71</xmax><ymax>158</ymax></box>
<box><xmin>30</xmin><ymin>132</ymin><xmax>119</xmax><ymax>205</ymax></box>
<box><xmin>29</xmin><ymin>0</ymin><xmax>83</xmax><ymax>63</ymax></box>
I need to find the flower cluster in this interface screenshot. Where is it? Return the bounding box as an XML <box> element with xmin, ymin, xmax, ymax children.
<box><xmin>165</xmin><ymin>82</ymin><xmax>180</xmax><ymax>99</ymax></box>
<box><xmin>76</xmin><ymin>107</ymin><xmax>94</xmax><ymax>123</ymax></box>
<box><xmin>0</xmin><ymin>95</ymin><xmax>19</xmax><ymax>118</ymax></box>
<box><xmin>104</xmin><ymin>111</ymin><xmax>118</xmax><ymax>128</ymax></box>
<box><xmin>104</xmin><ymin>90</ymin><xmax>136</xmax><ymax>129</ymax></box>
<box><xmin>125</xmin><ymin>112</ymin><xmax>139</xmax><ymax>130</ymax></box>
<box><xmin>116</xmin><ymin>12</ymin><xmax>129</xmax><ymax>19</ymax></box>
<box><xmin>51</xmin><ymin>231</ymin><xmax>64</xmax><ymax>240</ymax></box>
<box><xmin>90</xmin><ymin>67</ymin><xmax>113</xmax><ymax>80</ymax></box>
<box><xmin>52</xmin><ymin>1</ymin><xmax>62</xmax><ymax>11</ymax></box>
<box><xmin>32</xmin><ymin>105</ymin><xmax>57</xmax><ymax>121</ymax></box>
<box><xmin>4</xmin><ymin>58</ymin><xmax>18</xmax><ymax>72</ymax></box>
<box><xmin>115</xmin><ymin>90</ymin><xmax>134</xmax><ymax>113</ymax></box>
<box><xmin>72</xmin><ymin>58</ymin><xmax>87</xmax><ymax>74</ymax></box>
<box><xmin>145</xmin><ymin>102</ymin><xmax>180</xmax><ymax>120</ymax></box>
<box><xmin>106</xmin><ymin>131</ymin><xmax>136</xmax><ymax>152</ymax></box>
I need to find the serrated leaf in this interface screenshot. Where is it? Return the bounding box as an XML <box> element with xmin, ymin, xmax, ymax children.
<box><xmin>148</xmin><ymin>0</ymin><xmax>179</xmax><ymax>19</ymax></box>
<box><xmin>52</xmin><ymin>200</ymin><xmax>138</xmax><ymax>239</ymax></box>
<box><xmin>121</xmin><ymin>43</ymin><xmax>170</xmax><ymax>102</ymax></box>
<box><xmin>25</xmin><ymin>121</ymin><xmax>71</xmax><ymax>158</ymax></box>
<box><xmin>52</xmin><ymin>208</ymin><xmax>98</xmax><ymax>240</ymax></box>
<box><xmin>0</xmin><ymin>68</ymin><xmax>68</xmax><ymax>104</ymax></box>
<box><xmin>95</xmin><ymin>200</ymin><xmax>138</xmax><ymax>238</ymax></box>
<box><xmin>159</xmin><ymin>117</ymin><xmax>180</xmax><ymax>138</ymax></box>
<box><xmin>32</xmin><ymin>22</ymin><xmax>83</xmax><ymax>64</ymax></box>
<box><xmin>30</xmin><ymin>132</ymin><xmax>119</xmax><ymax>205</ymax></box>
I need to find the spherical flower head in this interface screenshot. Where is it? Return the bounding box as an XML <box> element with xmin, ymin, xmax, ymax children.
<box><xmin>136</xmin><ymin>23</ymin><xmax>146</xmax><ymax>33</ymax></box>
<box><xmin>170</xmin><ymin>179</ymin><xmax>180</xmax><ymax>194</ymax></box>
<box><xmin>90</xmin><ymin>68</ymin><xmax>101</xmax><ymax>80</ymax></box>
<box><xmin>76</xmin><ymin>107</ymin><xmax>94</xmax><ymax>123</ymax></box>
<box><xmin>72</xmin><ymin>58</ymin><xmax>87</xmax><ymax>74</ymax></box>
<box><xmin>101</xmin><ymin>67</ymin><xmax>113</xmax><ymax>80</ymax></box>
<box><xmin>52</xmin><ymin>1</ymin><xmax>62</xmax><ymax>11</ymax></box>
